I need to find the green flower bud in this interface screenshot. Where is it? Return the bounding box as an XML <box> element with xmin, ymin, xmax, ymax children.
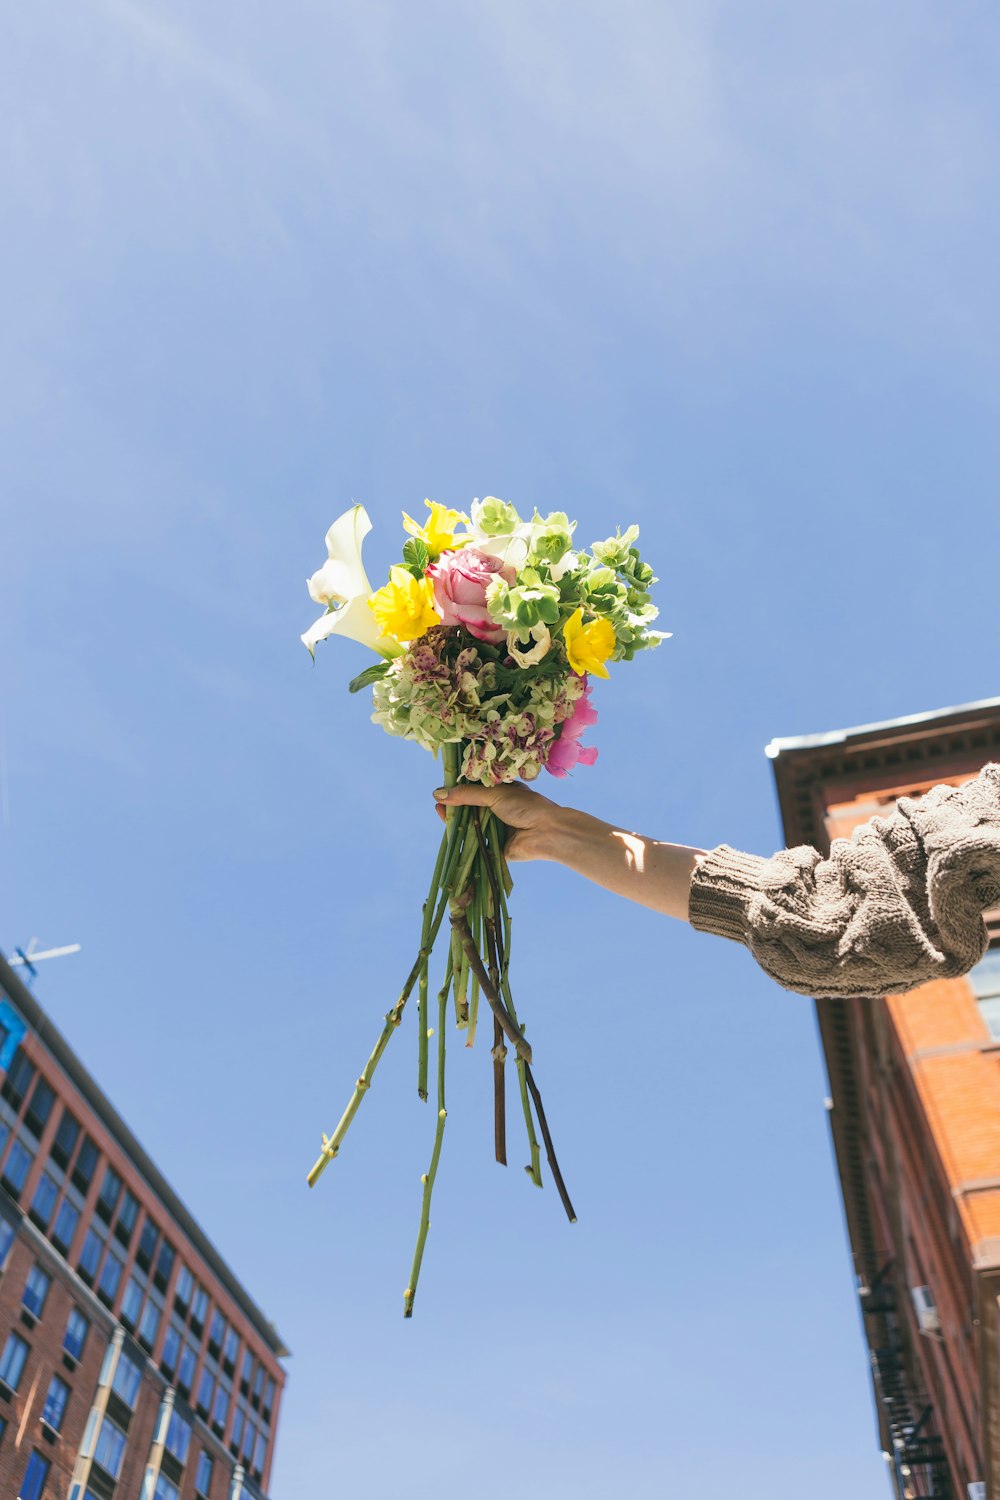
<box><xmin>471</xmin><ymin>496</ymin><xmax>520</xmax><ymax>536</ymax></box>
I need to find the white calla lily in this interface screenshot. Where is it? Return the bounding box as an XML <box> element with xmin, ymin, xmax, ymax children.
<box><xmin>506</xmin><ymin>622</ymin><xmax>552</xmax><ymax>667</ymax></box>
<box><xmin>301</xmin><ymin>504</ymin><xmax>400</xmax><ymax>658</ymax></box>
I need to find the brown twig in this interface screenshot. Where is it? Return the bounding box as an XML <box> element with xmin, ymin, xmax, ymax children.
<box><xmin>524</xmin><ymin>1064</ymin><xmax>576</xmax><ymax>1224</ymax></box>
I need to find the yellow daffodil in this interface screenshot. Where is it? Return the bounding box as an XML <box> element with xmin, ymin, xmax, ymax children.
<box><xmin>369</xmin><ymin>566</ymin><xmax>442</xmax><ymax>643</ymax></box>
<box><xmin>402</xmin><ymin>500</ymin><xmax>467</xmax><ymax>558</ymax></box>
<box><xmin>563</xmin><ymin>608</ymin><xmax>616</xmax><ymax>679</ymax></box>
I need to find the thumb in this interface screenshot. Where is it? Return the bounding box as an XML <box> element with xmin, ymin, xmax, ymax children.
<box><xmin>433</xmin><ymin>784</ymin><xmax>498</xmax><ymax>809</ymax></box>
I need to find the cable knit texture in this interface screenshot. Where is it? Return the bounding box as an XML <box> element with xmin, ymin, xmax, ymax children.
<box><xmin>687</xmin><ymin>762</ymin><xmax>1000</xmax><ymax>1000</ymax></box>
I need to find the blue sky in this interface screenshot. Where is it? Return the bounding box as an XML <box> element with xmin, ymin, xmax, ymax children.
<box><xmin>2</xmin><ymin>3</ymin><xmax>998</xmax><ymax>1496</ymax></box>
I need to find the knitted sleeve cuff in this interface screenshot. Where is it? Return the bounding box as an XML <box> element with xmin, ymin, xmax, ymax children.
<box><xmin>686</xmin><ymin>844</ymin><xmax>776</xmax><ymax>945</ymax></box>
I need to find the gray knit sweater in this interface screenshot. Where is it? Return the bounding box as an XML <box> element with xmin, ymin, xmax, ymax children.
<box><xmin>687</xmin><ymin>761</ymin><xmax>1000</xmax><ymax>1000</ymax></box>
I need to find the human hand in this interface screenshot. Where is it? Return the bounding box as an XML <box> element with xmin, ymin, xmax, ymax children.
<box><xmin>432</xmin><ymin>780</ymin><xmax>563</xmax><ymax>862</ymax></box>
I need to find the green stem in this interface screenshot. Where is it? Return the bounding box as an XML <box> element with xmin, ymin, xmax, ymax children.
<box><xmin>417</xmin><ymin>821</ymin><xmax>451</xmax><ymax>1102</ymax></box>
<box><xmin>450</xmin><ymin>912</ymin><xmax>532</xmax><ymax>1064</ymax></box>
<box><xmin>466</xmin><ymin>880</ymin><xmax>481</xmax><ymax>1047</ymax></box>
<box><xmin>404</xmin><ymin>955</ymin><xmax>452</xmax><ymax>1318</ymax></box>
<box><xmin>486</xmin><ymin>829</ymin><xmax>542</xmax><ymax>1187</ymax></box>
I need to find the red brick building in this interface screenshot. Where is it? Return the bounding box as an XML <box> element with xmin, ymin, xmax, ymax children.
<box><xmin>0</xmin><ymin>950</ymin><xmax>289</xmax><ymax>1500</ymax></box>
<box><xmin>767</xmin><ymin>697</ymin><xmax>1000</xmax><ymax>1500</ymax></box>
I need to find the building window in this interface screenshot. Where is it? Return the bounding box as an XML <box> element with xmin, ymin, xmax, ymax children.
<box><xmin>208</xmin><ymin>1308</ymin><xmax>225</xmax><ymax>1354</ymax></box>
<box><xmin>195</xmin><ymin>1449</ymin><xmax>214</xmax><ymax>1496</ymax></box>
<box><xmin>1</xmin><ymin>1050</ymin><xmax>35</xmax><ymax>1111</ymax></box>
<box><xmin>223</xmin><ymin>1325</ymin><xmax>239</xmax><ymax>1372</ymax></box>
<box><xmin>96</xmin><ymin>1166</ymin><xmax>122</xmax><ymax>1224</ymax></box>
<box><xmin>51</xmin><ymin>1197</ymin><xmax>80</xmax><ymax>1256</ymax></box>
<box><xmin>71</xmin><ymin>1134</ymin><xmax>98</xmax><ymax>1194</ymax></box>
<box><xmin>191</xmin><ymin>1283</ymin><xmax>208</xmax><ymax>1332</ymax></box>
<box><xmin>160</xmin><ymin>1321</ymin><xmax>181</xmax><ymax>1376</ymax></box>
<box><xmin>3</xmin><ymin>1138</ymin><xmax>35</xmax><ymax>1198</ymax></box>
<box><xmin>28</xmin><ymin>1171</ymin><xmax>58</xmax><ymax>1230</ymax></box>
<box><xmin>63</xmin><ymin>1307</ymin><xmax>89</xmax><ymax>1360</ymax></box>
<box><xmin>196</xmin><ymin>1366</ymin><xmax>215</xmax><ymax>1416</ymax></box>
<box><xmin>121</xmin><ymin>1275</ymin><xmax>143</xmax><ymax>1329</ymax></box>
<box><xmin>50</xmin><ymin>1108</ymin><xmax>80</xmax><ymax>1170</ymax></box>
<box><xmin>111</xmin><ymin>1351</ymin><xmax>142</xmax><ymax>1409</ymax></box>
<box><xmin>23</xmin><ymin>1078</ymin><xmax>55</xmax><ymax>1139</ymax></box>
<box><xmin>22</xmin><ymin>1264</ymin><xmax>51</xmax><ymax>1318</ymax></box>
<box><xmin>164</xmin><ymin>1407</ymin><xmax>191</xmax><ymax>1464</ymax></box>
<box><xmin>93</xmin><ymin>1415</ymin><xmax>126</xmax><ymax>1479</ymax></box>
<box><xmin>41</xmin><ymin>1372</ymin><xmax>70</xmax><ymax>1431</ymax></box>
<box><xmin>177</xmin><ymin>1340</ymin><xmax>197</xmax><ymax>1395</ymax></box>
<box><xmin>153</xmin><ymin>1476</ymin><xmax>179</xmax><ymax>1500</ymax></box>
<box><xmin>212</xmin><ymin>1382</ymin><xmax>229</xmax><ymax>1431</ymax></box>
<box><xmin>253</xmin><ymin>1429</ymin><xmax>266</xmax><ymax>1475</ymax></box>
<box><xmin>97</xmin><ymin>1246</ymin><xmax>124</xmax><ymax>1305</ymax></box>
<box><xmin>139</xmin><ymin>1296</ymin><xmax>161</xmax><ymax>1348</ymax></box>
<box><xmin>0</xmin><ymin>1331</ymin><xmax>29</xmax><ymax>1390</ymax></box>
<box><xmin>174</xmin><ymin>1264</ymin><xmax>193</xmax><ymax>1312</ymax></box>
<box><xmin>17</xmin><ymin>1450</ymin><xmax>50</xmax><ymax>1500</ymax></box>
<box><xmin>154</xmin><ymin>1237</ymin><xmax>175</xmax><ymax>1292</ymax></box>
<box><xmin>0</xmin><ymin>1217</ymin><xmax>16</xmax><ymax>1269</ymax></box>
<box><xmin>136</xmin><ymin>1216</ymin><xmax>159</xmax><ymax>1270</ymax></box>
<box><xmin>971</xmin><ymin>950</ymin><xmax>1000</xmax><ymax>1038</ymax></box>
<box><xmin>242</xmin><ymin>1417</ymin><xmax>255</xmax><ymax>1461</ymax></box>
<box><xmin>230</xmin><ymin>1405</ymin><xmax>244</xmax><ymax>1454</ymax></box>
<box><xmin>263</xmin><ymin>1376</ymin><xmax>275</xmax><ymax>1417</ymax></box>
<box><xmin>115</xmin><ymin>1188</ymin><xmax>139</xmax><ymax>1246</ymax></box>
<box><xmin>77</xmin><ymin>1228</ymin><xmax>103</xmax><ymax>1283</ymax></box>
<box><xmin>253</xmin><ymin>1362</ymin><xmax>264</xmax><ymax>1401</ymax></box>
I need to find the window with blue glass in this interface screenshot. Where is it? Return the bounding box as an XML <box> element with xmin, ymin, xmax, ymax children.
<box><xmin>971</xmin><ymin>949</ymin><xmax>1000</xmax><ymax>1039</ymax></box>
<box><xmin>137</xmin><ymin>1215</ymin><xmax>159</xmax><ymax>1269</ymax></box>
<box><xmin>17</xmin><ymin>1449</ymin><xmax>50</xmax><ymax>1500</ymax></box>
<box><xmin>111</xmin><ymin>1350</ymin><xmax>142</xmax><ymax>1408</ymax></box>
<box><xmin>231</xmin><ymin>1404</ymin><xmax>244</xmax><ymax>1451</ymax></box>
<box><xmin>154</xmin><ymin>1236</ymin><xmax>175</xmax><ymax>1292</ymax></box>
<box><xmin>139</xmin><ymin>1296</ymin><xmax>161</xmax><ymax>1347</ymax></box>
<box><xmin>3</xmin><ymin>1138</ymin><xmax>35</xmax><ymax>1196</ymax></box>
<box><xmin>41</xmin><ymin>1372</ymin><xmax>69</xmax><ymax>1431</ymax></box>
<box><xmin>0</xmin><ymin>1413</ymin><xmax>6</xmax><ymax>1444</ymax></box>
<box><xmin>160</xmin><ymin>1321</ymin><xmax>181</xmax><ymax>1375</ymax></box>
<box><xmin>1</xmin><ymin>1049</ymin><xmax>35</xmax><ymax>1111</ymax></box>
<box><xmin>212</xmin><ymin>1381</ymin><xmax>230</xmax><ymax>1430</ymax></box>
<box><xmin>196</xmin><ymin>1366</ymin><xmax>215</xmax><ymax>1414</ymax></box>
<box><xmin>96</xmin><ymin>1165</ymin><xmax>122</xmax><ymax>1223</ymax></box>
<box><xmin>93</xmin><ymin>1415</ymin><xmax>126</xmax><ymax>1479</ymax></box>
<box><xmin>174</xmin><ymin>1263</ymin><xmax>193</xmax><ymax>1310</ymax></box>
<box><xmin>0</xmin><ymin>1216</ymin><xmax>15</xmax><ymax>1268</ymax></box>
<box><xmin>263</xmin><ymin>1375</ymin><xmax>275</xmax><ymax>1416</ymax></box>
<box><xmin>191</xmin><ymin>1283</ymin><xmax>208</xmax><ymax>1331</ymax></box>
<box><xmin>78</xmin><ymin>1227</ymin><xmax>103</xmax><ymax>1281</ymax></box>
<box><xmin>165</xmin><ymin>1407</ymin><xmax>191</xmax><ymax>1464</ymax></box>
<box><xmin>50</xmin><ymin>1108</ymin><xmax>80</xmax><ymax>1170</ymax></box>
<box><xmin>208</xmin><ymin>1307</ymin><xmax>225</xmax><ymax>1352</ymax></box>
<box><xmin>121</xmin><ymin>1275</ymin><xmax>143</xmax><ymax>1327</ymax></box>
<box><xmin>114</xmin><ymin>1187</ymin><xmax>139</xmax><ymax>1246</ymax></box>
<box><xmin>223</xmin><ymin>1324</ymin><xmax>239</xmax><ymax>1369</ymax></box>
<box><xmin>63</xmin><ymin>1307</ymin><xmax>89</xmax><ymax>1360</ymax></box>
<box><xmin>253</xmin><ymin>1429</ymin><xmax>266</xmax><ymax>1474</ymax></box>
<box><xmin>196</xmin><ymin>1448</ymin><xmax>214</xmax><ymax>1494</ymax></box>
<box><xmin>177</xmin><ymin>1340</ymin><xmax>197</xmax><ymax>1393</ymax></box>
<box><xmin>51</xmin><ymin>1196</ymin><xmax>79</xmax><ymax>1255</ymax></box>
<box><xmin>153</xmin><ymin>1476</ymin><xmax>179</xmax><ymax>1500</ymax></box>
<box><xmin>28</xmin><ymin>1171</ymin><xmax>58</xmax><ymax>1229</ymax></box>
<box><xmin>22</xmin><ymin>1263</ymin><xmax>51</xmax><ymax>1318</ymax></box>
<box><xmin>242</xmin><ymin>1417</ymin><xmax>255</xmax><ymax>1460</ymax></box>
<box><xmin>23</xmin><ymin>1077</ymin><xmax>55</xmax><ymax>1139</ymax></box>
<box><xmin>97</xmin><ymin>1246</ymin><xmax>124</xmax><ymax>1304</ymax></box>
<box><xmin>71</xmin><ymin>1135</ymin><xmax>98</xmax><ymax>1195</ymax></box>
<box><xmin>0</xmin><ymin>1331</ymin><xmax>29</xmax><ymax>1390</ymax></box>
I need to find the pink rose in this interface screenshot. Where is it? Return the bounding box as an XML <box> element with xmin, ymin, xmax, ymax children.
<box><xmin>545</xmin><ymin>678</ymin><xmax>599</xmax><ymax>778</ymax></box>
<box><xmin>427</xmin><ymin>548</ymin><xmax>515</xmax><ymax>643</ymax></box>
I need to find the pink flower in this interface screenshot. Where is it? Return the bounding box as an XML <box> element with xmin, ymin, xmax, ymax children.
<box><xmin>544</xmin><ymin>678</ymin><xmax>599</xmax><ymax>778</ymax></box>
<box><xmin>427</xmin><ymin>548</ymin><xmax>515</xmax><ymax>644</ymax></box>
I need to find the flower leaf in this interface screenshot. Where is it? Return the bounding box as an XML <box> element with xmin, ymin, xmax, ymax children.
<box><xmin>348</xmin><ymin>662</ymin><xmax>392</xmax><ymax>694</ymax></box>
<box><xmin>402</xmin><ymin>537</ymin><xmax>430</xmax><ymax>576</ymax></box>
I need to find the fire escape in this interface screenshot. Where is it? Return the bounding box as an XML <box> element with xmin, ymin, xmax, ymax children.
<box><xmin>859</xmin><ymin>1260</ymin><xmax>953</xmax><ymax>1499</ymax></box>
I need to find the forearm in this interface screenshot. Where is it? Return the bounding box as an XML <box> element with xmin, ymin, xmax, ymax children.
<box><xmin>533</xmin><ymin>804</ymin><xmax>707</xmax><ymax>922</ymax></box>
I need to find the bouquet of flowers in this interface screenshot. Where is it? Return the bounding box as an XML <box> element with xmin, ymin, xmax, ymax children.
<box><xmin>302</xmin><ymin>498</ymin><xmax>665</xmax><ymax>1316</ymax></box>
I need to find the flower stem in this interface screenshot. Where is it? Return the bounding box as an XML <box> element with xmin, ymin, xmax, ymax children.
<box><xmin>403</xmin><ymin>954</ymin><xmax>452</xmax><ymax>1318</ymax></box>
<box><xmin>417</xmin><ymin>822</ymin><xmax>451</xmax><ymax>1102</ymax></box>
<box><xmin>483</xmin><ymin>825</ymin><xmax>542</xmax><ymax>1187</ymax></box>
<box><xmin>450</xmin><ymin>911</ymin><xmax>532</xmax><ymax>1064</ymax></box>
<box><xmin>524</xmin><ymin>1063</ymin><xmax>577</xmax><ymax>1224</ymax></box>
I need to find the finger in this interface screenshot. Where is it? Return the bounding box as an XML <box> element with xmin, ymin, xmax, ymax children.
<box><xmin>435</xmin><ymin>803</ymin><xmax>447</xmax><ymax>823</ymax></box>
<box><xmin>433</xmin><ymin>784</ymin><xmax>497</xmax><ymax>807</ymax></box>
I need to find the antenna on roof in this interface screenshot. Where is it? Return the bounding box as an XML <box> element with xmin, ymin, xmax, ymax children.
<box><xmin>9</xmin><ymin>939</ymin><xmax>82</xmax><ymax>987</ymax></box>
